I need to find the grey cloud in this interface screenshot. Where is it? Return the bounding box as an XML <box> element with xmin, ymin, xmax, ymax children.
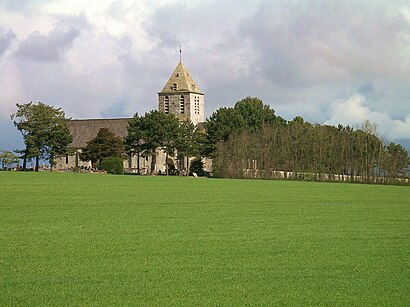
<box><xmin>1</xmin><ymin>0</ymin><xmax>409</xmax><ymax>152</ymax></box>
<box><xmin>230</xmin><ymin>0</ymin><xmax>410</xmax><ymax>131</ymax></box>
<box><xmin>101</xmin><ymin>100</ymin><xmax>131</xmax><ymax>118</ymax></box>
<box><xmin>53</xmin><ymin>13</ymin><xmax>95</xmax><ymax>32</ymax></box>
<box><xmin>0</xmin><ymin>0</ymin><xmax>52</xmax><ymax>13</ymax></box>
<box><xmin>144</xmin><ymin>11</ymin><xmax>195</xmax><ymax>50</ymax></box>
<box><xmin>141</xmin><ymin>0</ymin><xmax>264</xmax><ymax>115</ymax></box>
<box><xmin>358</xmin><ymin>81</ymin><xmax>374</xmax><ymax>96</ymax></box>
<box><xmin>15</xmin><ymin>27</ymin><xmax>80</xmax><ymax>62</ymax></box>
<box><xmin>144</xmin><ymin>0</ymin><xmax>255</xmax><ymax>49</ymax></box>
<box><xmin>0</xmin><ymin>28</ymin><xmax>16</xmax><ymax>57</ymax></box>
<box><xmin>0</xmin><ymin>118</ymin><xmax>23</xmax><ymax>152</ymax></box>
<box><xmin>10</xmin><ymin>29</ymin><xmax>144</xmax><ymax>120</ymax></box>
<box><xmin>241</xmin><ymin>0</ymin><xmax>410</xmax><ymax>87</ymax></box>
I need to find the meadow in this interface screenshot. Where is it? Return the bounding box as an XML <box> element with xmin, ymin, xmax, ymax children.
<box><xmin>0</xmin><ymin>172</ymin><xmax>409</xmax><ymax>306</ymax></box>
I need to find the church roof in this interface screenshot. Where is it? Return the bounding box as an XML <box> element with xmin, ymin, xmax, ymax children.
<box><xmin>69</xmin><ymin>118</ymin><xmax>131</xmax><ymax>148</ymax></box>
<box><xmin>159</xmin><ymin>61</ymin><xmax>203</xmax><ymax>95</ymax></box>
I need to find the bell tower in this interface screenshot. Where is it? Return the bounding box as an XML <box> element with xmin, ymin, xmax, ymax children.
<box><xmin>158</xmin><ymin>58</ymin><xmax>204</xmax><ymax>125</ymax></box>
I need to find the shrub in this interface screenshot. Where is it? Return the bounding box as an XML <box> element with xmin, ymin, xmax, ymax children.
<box><xmin>100</xmin><ymin>157</ymin><xmax>123</xmax><ymax>175</ymax></box>
<box><xmin>189</xmin><ymin>158</ymin><xmax>205</xmax><ymax>176</ymax></box>
<box><xmin>166</xmin><ymin>158</ymin><xmax>179</xmax><ymax>176</ymax></box>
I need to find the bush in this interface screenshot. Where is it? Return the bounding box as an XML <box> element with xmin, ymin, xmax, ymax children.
<box><xmin>100</xmin><ymin>157</ymin><xmax>123</xmax><ymax>175</ymax></box>
<box><xmin>189</xmin><ymin>158</ymin><xmax>205</xmax><ymax>176</ymax></box>
<box><xmin>166</xmin><ymin>158</ymin><xmax>179</xmax><ymax>176</ymax></box>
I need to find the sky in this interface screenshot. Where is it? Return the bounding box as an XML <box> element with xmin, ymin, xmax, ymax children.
<box><xmin>1</xmin><ymin>0</ymin><xmax>409</xmax><ymax>152</ymax></box>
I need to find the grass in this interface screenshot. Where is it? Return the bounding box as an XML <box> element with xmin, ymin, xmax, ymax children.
<box><xmin>0</xmin><ymin>172</ymin><xmax>409</xmax><ymax>306</ymax></box>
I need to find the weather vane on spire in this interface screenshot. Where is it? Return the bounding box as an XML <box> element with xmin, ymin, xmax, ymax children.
<box><xmin>179</xmin><ymin>44</ymin><xmax>182</xmax><ymax>62</ymax></box>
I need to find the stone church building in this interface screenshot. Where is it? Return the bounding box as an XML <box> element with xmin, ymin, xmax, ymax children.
<box><xmin>55</xmin><ymin>59</ymin><xmax>208</xmax><ymax>173</ymax></box>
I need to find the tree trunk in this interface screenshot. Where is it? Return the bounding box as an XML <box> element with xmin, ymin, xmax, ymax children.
<box><xmin>166</xmin><ymin>152</ymin><xmax>169</xmax><ymax>176</ymax></box>
<box><xmin>137</xmin><ymin>152</ymin><xmax>140</xmax><ymax>175</ymax></box>
<box><xmin>151</xmin><ymin>153</ymin><xmax>156</xmax><ymax>175</ymax></box>
<box><xmin>35</xmin><ymin>156</ymin><xmax>39</xmax><ymax>172</ymax></box>
<box><xmin>23</xmin><ymin>154</ymin><xmax>27</xmax><ymax>171</ymax></box>
<box><xmin>50</xmin><ymin>154</ymin><xmax>54</xmax><ymax>172</ymax></box>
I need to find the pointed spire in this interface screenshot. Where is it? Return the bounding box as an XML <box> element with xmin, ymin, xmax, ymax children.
<box><xmin>179</xmin><ymin>45</ymin><xmax>182</xmax><ymax>63</ymax></box>
<box><xmin>159</xmin><ymin>60</ymin><xmax>203</xmax><ymax>94</ymax></box>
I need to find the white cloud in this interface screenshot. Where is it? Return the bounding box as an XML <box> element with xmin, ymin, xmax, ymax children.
<box><xmin>326</xmin><ymin>94</ymin><xmax>369</xmax><ymax>125</ymax></box>
<box><xmin>325</xmin><ymin>94</ymin><xmax>410</xmax><ymax>141</ymax></box>
<box><xmin>0</xmin><ymin>0</ymin><xmax>409</xmax><ymax>151</ymax></box>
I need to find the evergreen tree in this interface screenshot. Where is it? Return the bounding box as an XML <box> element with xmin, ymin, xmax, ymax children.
<box><xmin>204</xmin><ymin>97</ymin><xmax>285</xmax><ymax>157</ymax></box>
<box><xmin>125</xmin><ymin>113</ymin><xmax>145</xmax><ymax>174</ymax></box>
<box><xmin>80</xmin><ymin>128</ymin><xmax>124</xmax><ymax>168</ymax></box>
<box><xmin>135</xmin><ymin>110</ymin><xmax>180</xmax><ymax>174</ymax></box>
<box><xmin>176</xmin><ymin>120</ymin><xmax>203</xmax><ymax>175</ymax></box>
<box><xmin>234</xmin><ymin>97</ymin><xmax>281</xmax><ymax>130</ymax></box>
<box><xmin>11</xmin><ymin>102</ymin><xmax>72</xmax><ymax>171</ymax></box>
<box><xmin>0</xmin><ymin>150</ymin><xmax>20</xmax><ymax>169</ymax></box>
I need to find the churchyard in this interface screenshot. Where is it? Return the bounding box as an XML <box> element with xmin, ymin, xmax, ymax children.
<box><xmin>1</xmin><ymin>172</ymin><xmax>409</xmax><ymax>305</ymax></box>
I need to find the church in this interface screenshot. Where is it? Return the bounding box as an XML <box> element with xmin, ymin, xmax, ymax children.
<box><xmin>55</xmin><ymin>58</ymin><xmax>209</xmax><ymax>173</ymax></box>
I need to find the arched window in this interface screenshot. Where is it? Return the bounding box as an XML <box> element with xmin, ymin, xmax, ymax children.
<box><xmin>172</xmin><ymin>83</ymin><xmax>177</xmax><ymax>90</ymax></box>
<box><xmin>164</xmin><ymin>96</ymin><xmax>169</xmax><ymax>114</ymax></box>
<box><xmin>179</xmin><ymin>95</ymin><xmax>185</xmax><ymax>114</ymax></box>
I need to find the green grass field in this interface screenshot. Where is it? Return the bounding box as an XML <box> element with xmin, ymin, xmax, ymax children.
<box><xmin>0</xmin><ymin>172</ymin><xmax>409</xmax><ymax>306</ymax></box>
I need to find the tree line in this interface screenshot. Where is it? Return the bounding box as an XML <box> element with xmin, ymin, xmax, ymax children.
<box><xmin>213</xmin><ymin>118</ymin><xmax>409</xmax><ymax>183</ymax></box>
<box><xmin>9</xmin><ymin>99</ymin><xmax>410</xmax><ymax>184</ymax></box>
<box><xmin>204</xmin><ymin>98</ymin><xmax>409</xmax><ymax>184</ymax></box>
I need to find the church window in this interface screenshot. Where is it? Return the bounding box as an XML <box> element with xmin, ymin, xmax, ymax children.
<box><xmin>176</xmin><ymin>73</ymin><xmax>180</xmax><ymax>77</ymax></box>
<box><xmin>164</xmin><ymin>96</ymin><xmax>169</xmax><ymax>114</ymax></box>
<box><xmin>194</xmin><ymin>96</ymin><xmax>200</xmax><ymax>115</ymax></box>
<box><xmin>172</xmin><ymin>83</ymin><xmax>177</xmax><ymax>90</ymax></box>
<box><xmin>180</xmin><ymin>95</ymin><xmax>185</xmax><ymax>114</ymax></box>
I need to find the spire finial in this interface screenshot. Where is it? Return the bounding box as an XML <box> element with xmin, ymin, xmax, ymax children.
<box><xmin>179</xmin><ymin>45</ymin><xmax>182</xmax><ymax>63</ymax></box>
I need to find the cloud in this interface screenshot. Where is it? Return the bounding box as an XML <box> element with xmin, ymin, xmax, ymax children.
<box><xmin>227</xmin><ymin>0</ymin><xmax>410</xmax><ymax>146</ymax></box>
<box><xmin>0</xmin><ymin>0</ymin><xmax>52</xmax><ymax>13</ymax></box>
<box><xmin>325</xmin><ymin>94</ymin><xmax>410</xmax><ymax>141</ymax></box>
<box><xmin>0</xmin><ymin>27</ymin><xmax>16</xmax><ymax>57</ymax></box>
<box><xmin>0</xmin><ymin>60</ymin><xmax>23</xmax><ymax>118</ymax></box>
<box><xmin>0</xmin><ymin>0</ymin><xmax>409</xmax><ymax>152</ymax></box>
<box><xmin>15</xmin><ymin>26</ymin><xmax>80</xmax><ymax>61</ymax></box>
<box><xmin>240</xmin><ymin>0</ymin><xmax>410</xmax><ymax>88</ymax></box>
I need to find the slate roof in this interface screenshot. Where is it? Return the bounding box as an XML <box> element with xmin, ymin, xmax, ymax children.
<box><xmin>69</xmin><ymin>118</ymin><xmax>131</xmax><ymax>148</ymax></box>
<box><xmin>159</xmin><ymin>61</ymin><xmax>203</xmax><ymax>95</ymax></box>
